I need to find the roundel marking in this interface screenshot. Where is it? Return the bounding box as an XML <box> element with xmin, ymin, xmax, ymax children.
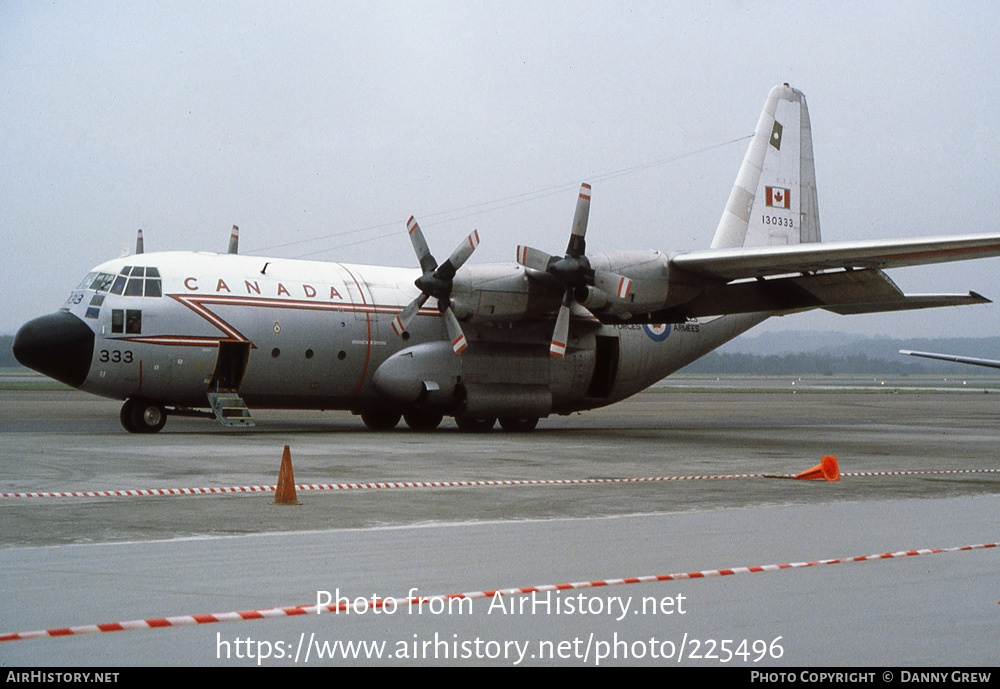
<box><xmin>642</xmin><ymin>323</ymin><xmax>671</xmax><ymax>342</ymax></box>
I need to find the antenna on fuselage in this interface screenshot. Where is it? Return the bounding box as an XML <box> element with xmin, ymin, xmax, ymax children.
<box><xmin>228</xmin><ymin>225</ymin><xmax>239</xmax><ymax>254</ymax></box>
<box><xmin>136</xmin><ymin>229</ymin><xmax>144</xmax><ymax>255</ymax></box>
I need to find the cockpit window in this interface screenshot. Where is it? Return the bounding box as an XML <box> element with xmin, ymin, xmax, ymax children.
<box><xmin>86</xmin><ymin>267</ymin><xmax>162</xmax><ymax>297</ymax></box>
<box><xmin>89</xmin><ymin>273</ymin><xmax>116</xmax><ymax>292</ymax></box>
<box><xmin>124</xmin><ymin>277</ymin><xmax>144</xmax><ymax>296</ymax></box>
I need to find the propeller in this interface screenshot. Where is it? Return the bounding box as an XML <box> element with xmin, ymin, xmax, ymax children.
<box><xmin>516</xmin><ymin>183</ymin><xmax>633</xmax><ymax>357</ymax></box>
<box><xmin>391</xmin><ymin>216</ymin><xmax>480</xmax><ymax>354</ymax></box>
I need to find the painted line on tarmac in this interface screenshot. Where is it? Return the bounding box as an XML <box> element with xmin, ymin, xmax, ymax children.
<box><xmin>2</xmin><ymin>468</ymin><xmax>998</xmax><ymax>499</ymax></box>
<box><xmin>1</xmin><ymin>542</ymin><xmax>995</xmax><ymax>642</ymax></box>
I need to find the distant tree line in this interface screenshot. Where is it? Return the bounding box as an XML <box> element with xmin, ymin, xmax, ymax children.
<box><xmin>0</xmin><ymin>336</ymin><xmax>17</xmax><ymax>368</ymax></box>
<box><xmin>681</xmin><ymin>351</ymin><xmax>967</xmax><ymax>376</ymax></box>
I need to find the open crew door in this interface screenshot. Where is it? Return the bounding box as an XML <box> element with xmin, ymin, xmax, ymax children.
<box><xmin>206</xmin><ymin>341</ymin><xmax>254</xmax><ymax>427</ymax></box>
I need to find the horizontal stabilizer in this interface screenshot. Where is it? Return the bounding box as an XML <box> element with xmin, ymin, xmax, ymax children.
<box><xmin>899</xmin><ymin>350</ymin><xmax>1000</xmax><ymax>370</ymax></box>
<box><xmin>825</xmin><ymin>291</ymin><xmax>990</xmax><ymax>315</ymax></box>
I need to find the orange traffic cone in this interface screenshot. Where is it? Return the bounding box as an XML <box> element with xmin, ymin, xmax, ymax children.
<box><xmin>273</xmin><ymin>445</ymin><xmax>300</xmax><ymax>505</ymax></box>
<box><xmin>794</xmin><ymin>456</ymin><xmax>840</xmax><ymax>481</ymax></box>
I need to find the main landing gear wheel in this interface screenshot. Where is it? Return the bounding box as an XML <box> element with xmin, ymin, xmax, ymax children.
<box><xmin>361</xmin><ymin>409</ymin><xmax>401</xmax><ymax>431</ymax></box>
<box><xmin>403</xmin><ymin>409</ymin><xmax>444</xmax><ymax>431</ymax></box>
<box><xmin>455</xmin><ymin>416</ymin><xmax>496</xmax><ymax>433</ymax></box>
<box><xmin>120</xmin><ymin>399</ymin><xmax>137</xmax><ymax>432</ymax></box>
<box><xmin>122</xmin><ymin>398</ymin><xmax>167</xmax><ymax>433</ymax></box>
<box><xmin>498</xmin><ymin>417</ymin><xmax>539</xmax><ymax>432</ymax></box>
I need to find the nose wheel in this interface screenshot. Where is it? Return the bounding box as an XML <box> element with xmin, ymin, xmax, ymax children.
<box><xmin>120</xmin><ymin>398</ymin><xmax>167</xmax><ymax>433</ymax></box>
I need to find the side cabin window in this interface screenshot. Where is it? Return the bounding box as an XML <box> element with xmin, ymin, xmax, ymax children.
<box><xmin>111</xmin><ymin>309</ymin><xmax>142</xmax><ymax>335</ymax></box>
<box><xmin>126</xmin><ymin>309</ymin><xmax>142</xmax><ymax>333</ymax></box>
<box><xmin>110</xmin><ymin>309</ymin><xmax>142</xmax><ymax>334</ymax></box>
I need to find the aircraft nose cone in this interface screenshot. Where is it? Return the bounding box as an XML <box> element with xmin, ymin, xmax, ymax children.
<box><xmin>13</xmin><ymin>311</ymin><xmax>95</xmax><ymax>388</ymax></box>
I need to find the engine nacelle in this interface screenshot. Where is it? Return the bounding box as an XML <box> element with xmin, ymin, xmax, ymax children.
<box><xmin>448</xmin><ymin>252</ymin><xmax>698</xmax><ymax>326</ymax></box>
<box><xmin>372</xmin><ymin>341</ymin><xmax>460</xmax><ymax>406</ymax></box>
<box><xmin>450</xmin><ymin>263</ymin><xmax>561</xmax><ymax>321</ymax></box>
<box><xmin>584</xmin><ymin>250</ymin><xmax>675</xmax><ymax>318</ymax></box>
<box><xmin>576</xmin><ymin>285</ymin><xmax>609</xmax><ymax>310</ymax></box>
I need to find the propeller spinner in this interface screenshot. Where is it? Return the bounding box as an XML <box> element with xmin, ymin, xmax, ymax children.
<box><xmin>391</xmin><ymin>217</ymin><xmax>480</xmax><ymax>354</ymax></box>
<box><xmin>516</xmin><ymin>183</ymin><xmax>632</xmax><ymax>357</ymax></box>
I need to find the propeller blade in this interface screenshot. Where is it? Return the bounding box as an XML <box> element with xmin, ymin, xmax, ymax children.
<box><xmin>399</xmin><ymin>219</ymin><xmax>478</xmax><ymax>353</ymax></box>
<box><xmin>549</xmin><ymin>293</ymin><xmax>573</xmax><ymax>358</ymax></box>
<box><xmin>442</xmin><ymin>308</ymin><xmax>469</xmax><ymax>354</ymax></box>
<box><xmin>435</xmin><ymin>230</ymin><xmax>480</xmax><ymax>280</ymax></box>
<box><xmin>391</xmin><ymin>293</ymin><xmax>429</xmax><ymax>335</ymax></box>
<box><xmin>594</xmin><ymin>270</ymin><xmax>633</xmax><ymax>300</ymax></box>
<box><xmin>407</xmin><ymin>216</ymin><xmax>438</xmax><ymax>274</ymax></box>
<box><xmin>515</xmin><ymin>245</ymin><xmax>554</xmax><ymax>272</ymax></box>
<box><xmin>566</xmin><ymin>182</ymin><xmax>591</xmax><ymax>257</ymax></box>
<box><xmin>228</xmin><ymin>225</ymin><xmax>239</xmax><ymax>254</ymax></box>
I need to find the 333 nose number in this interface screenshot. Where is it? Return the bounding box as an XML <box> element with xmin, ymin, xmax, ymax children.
<box><xmin>99</xmin><ymin>349</ymin><xmax>134</xmax><ymax>363</ymax></box>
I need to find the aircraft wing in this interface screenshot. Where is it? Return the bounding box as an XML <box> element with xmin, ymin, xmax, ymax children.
<box><xmin>622</xmin><ymin>233</ymin><xmax>1000</xmax><ymax>323</ymax></box>
<box><xmin>670</xmin><ymin>233</ymin><xmax>1000</xmax><ymax>280</ymax></box>
<box><xmin>899</xmin><ymin>350</ymin><xmax>1000</xmax><ymax>370</ymax></box>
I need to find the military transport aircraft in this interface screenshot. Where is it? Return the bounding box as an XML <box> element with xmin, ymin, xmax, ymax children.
<box><xmin>13</xmin><ymin>84</ymin><xmax>1000</xmax><ymax>433</ymax></box>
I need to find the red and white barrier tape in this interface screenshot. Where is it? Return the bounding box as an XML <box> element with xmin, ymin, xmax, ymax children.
<box><xmin>841</xmin><ymin>468</ymin><xmax>1000</xmax><ymax>477</ymax></box>
<box><xmin>3</xmin><ymin>468</ymin><xmax>996</xmax><ymax>499</ymax></box>
<box><xmin>2</xmin><ymin>542</ymin><xmax>995</xmax><ymax>642</ymax></box>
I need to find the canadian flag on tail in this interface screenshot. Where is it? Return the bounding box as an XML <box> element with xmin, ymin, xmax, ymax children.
<box><xmin>765</xmin><ymin>186</ymin><xmax>791</xmax><ymax>209</ymax></box>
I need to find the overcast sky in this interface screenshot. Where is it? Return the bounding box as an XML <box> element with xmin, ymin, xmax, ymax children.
<box><xmin>3</xmin><ymin>1</ymin><xmax>999</xmax><ymax>339</ymax></box>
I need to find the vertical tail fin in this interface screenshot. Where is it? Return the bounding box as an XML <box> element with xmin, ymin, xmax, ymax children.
<box><xmin>712</xmin><ymin>84</ymin><xmax>820</xmax><ymax>249</ymax></box>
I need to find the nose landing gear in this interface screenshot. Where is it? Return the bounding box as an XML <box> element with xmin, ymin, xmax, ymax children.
<box><xmin>120</xmin><ymin>398</ymin><xmax>167</xmax><ymax>433</ymax></box>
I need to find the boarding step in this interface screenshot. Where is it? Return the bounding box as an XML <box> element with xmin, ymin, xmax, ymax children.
<box><xmin>206</xmin><ymin>391</ymin><xmax>255</xmax><ymax>427</ymax></box>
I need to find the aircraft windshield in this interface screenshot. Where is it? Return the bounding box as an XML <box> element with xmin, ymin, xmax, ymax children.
<box><xmin>88</xmin><ymin>273</ymin><xmax>116</xmax><ymax>292</ymax></box>
<box><xmin>86</xmin><ymin>268</ymin><xmax>161</xmax><ymax>297</ymax></box>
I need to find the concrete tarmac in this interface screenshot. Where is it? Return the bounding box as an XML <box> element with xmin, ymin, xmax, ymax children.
<box><xmin>0</xmin><ymin>383</ymin><xmax>997</xmax><ymax>666</ymax></box>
